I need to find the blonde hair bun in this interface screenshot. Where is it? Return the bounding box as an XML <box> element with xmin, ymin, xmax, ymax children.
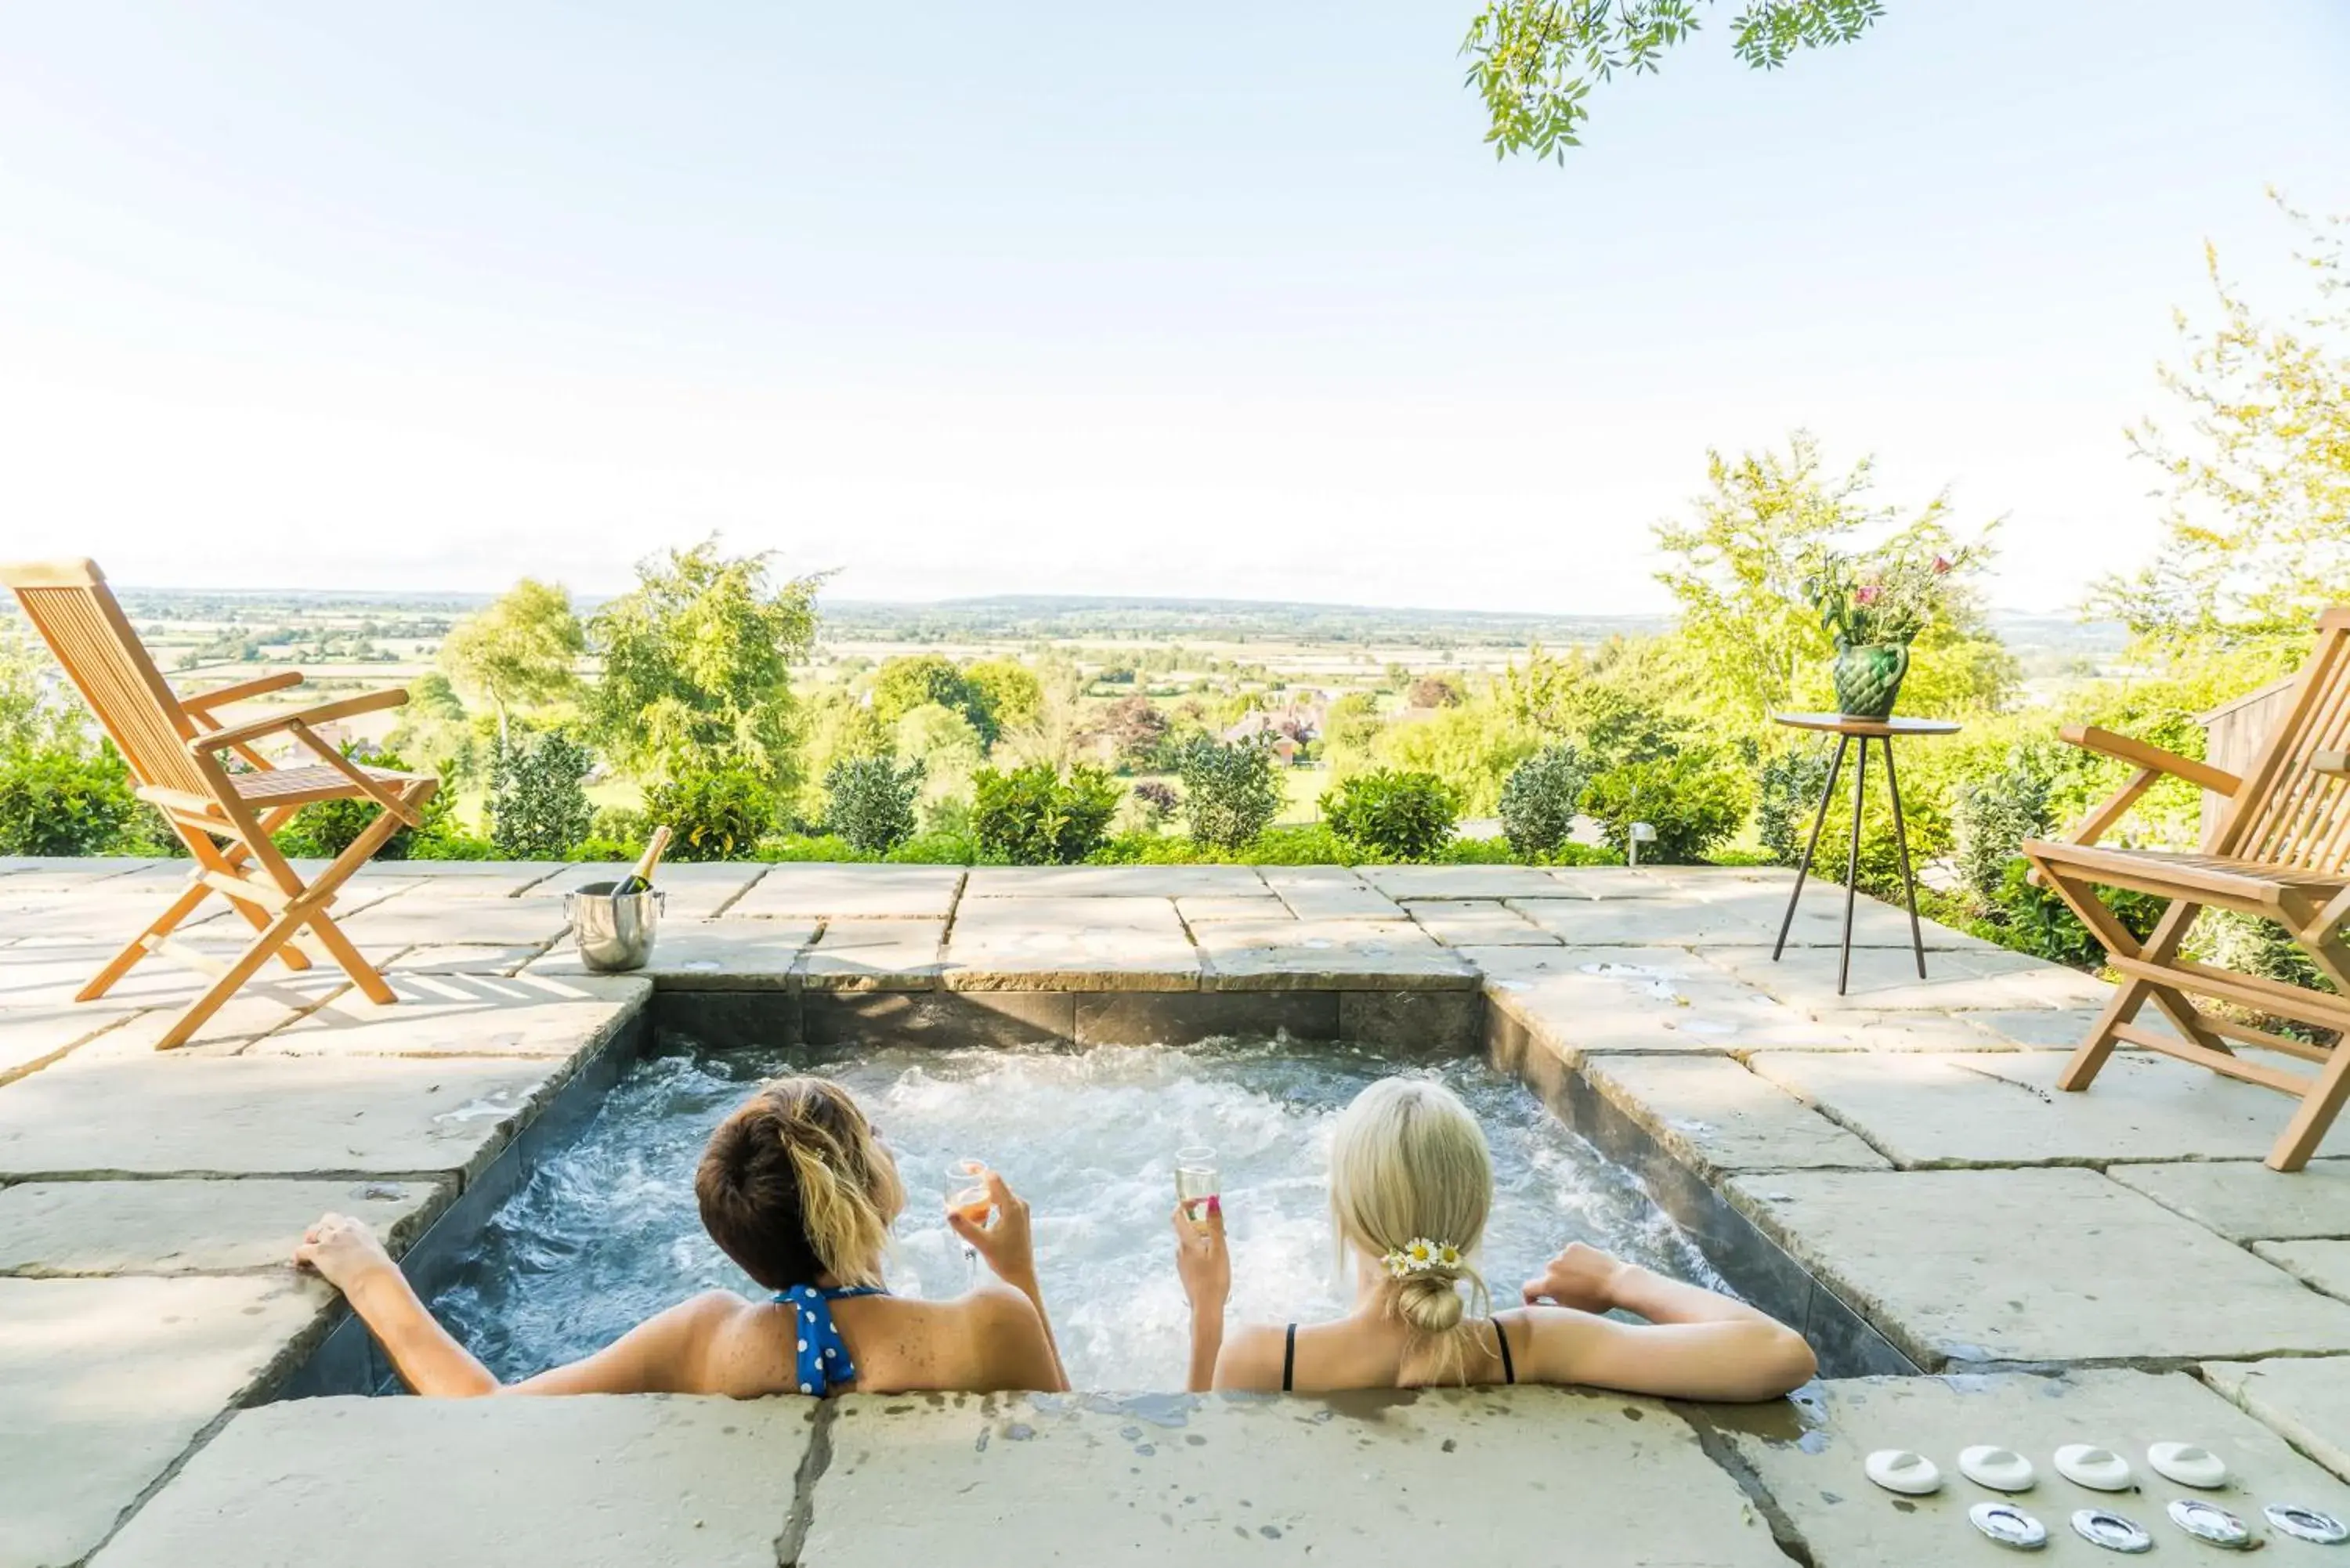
<box><xmin>1328</xmin><ymin>1077</ymin><xmax>1494</xmax><ymax>1352</ymax></box>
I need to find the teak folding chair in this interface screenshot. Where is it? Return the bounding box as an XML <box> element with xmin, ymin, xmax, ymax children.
<box><xmin>2023</xmin><ymin>607</ymin><xmax>2350</xmax><ymax>1171</ymax></box>
<box><xmin>2</xmin><ymin>558</ymin><xmax>437</xmax><ymax>1050</ymax></box>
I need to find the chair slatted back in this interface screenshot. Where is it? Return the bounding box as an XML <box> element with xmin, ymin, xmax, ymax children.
<box><xmin>2</xmin><ymin>559</ymin><xmax>214</xmax><ymax>798</ymax></box>
<box><xmin>2218</xmin><ymin>608</ymin><xmax>2350</xmax><ymax>873</ymax></box>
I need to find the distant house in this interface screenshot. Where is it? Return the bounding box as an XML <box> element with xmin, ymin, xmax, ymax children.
<box><xmin>1221</xmin><ymin>703</ymin><xmax>1323</xmax><ymax>765</ymax></box>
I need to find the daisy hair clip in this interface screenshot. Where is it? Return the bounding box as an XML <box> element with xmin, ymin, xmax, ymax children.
<box><xmin>1380</xmin><ymin>1238</ymin><xmax>1464</xmax><ymax>1279</ymax></box>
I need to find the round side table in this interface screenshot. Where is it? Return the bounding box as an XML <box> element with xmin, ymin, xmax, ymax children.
<box><xmin>1769</xmin><ymin>713</ymin><xmax>1961</xmax><ymax>995</ymax></box>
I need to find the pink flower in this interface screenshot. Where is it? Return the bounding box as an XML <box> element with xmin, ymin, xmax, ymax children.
<box><xmin>1932</xmin><ymin>555</ymin><xmax>1953</xmax><ymax>574</ymax></box>
<box><xmin>1855</xmin><ymin>585</ymin><xmax>1882</xmax><ymax>605</ymax></box>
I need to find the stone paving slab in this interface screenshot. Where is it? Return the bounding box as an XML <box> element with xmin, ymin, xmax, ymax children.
<box><xmin>1725</xmin><ymin>1168</ymin><xmax>2350</xmax><ymax>1369</ymax></box>
<box><xmin>1403</xmin><ymin>898</ymin><xmax>1560</xmax><ymax>946</ymax></box>
<box><xmin>1256</xmin><ymin>865</ymin><xmax>1404</xmax><ymax>919</ymax></box>
<box><xmin>806</xmin><ymin>1389</ymin><xmax>1784</xmax><ymax>1567</ymax></box>
<box><xmin>2254</xmin><ymin>1241</ymin><xmax>2350</xmax><ymax>1302</ymax></box>
<box><xmin>797</xmin><ymin>919</ymin><xmax>945</xmax><ymax>991</ymax></box>
<box><xmin>518</xmin><ymin>860</ymin><xmax>766</xmax><ymax>919</ymax></box>
<box><xmin>81</xmin><ymin>975</ymin><xmax>353</xmax><ymax>1057</ymax></box>
<box><xmin>1356</xmin><ymin>864</ymin><xmax>1576</xmax><ymax>900</ymax></box>
<box><xmin>962</xmin><ymin>865</ymin><xmax>1268</xmax><ymax>897</ymax></box>
<box><xmin>0</xmin><ymin>1004</ymin><xmax>141</xmax><ymax>1082</ymax></box>
<box><xmin>1</xmin><ymin>1274</ymin><xmax>329</xmax><ymax>1568</ymax></box>
<box><xmin>1958</xmin><ymin>1006</ymin><xmax>2175</xmax><ymax>1049</ymax></box>
<box><xmin>388</xmin><ymin>941</ymin><xmax>545</xmax><ymax>975</ymax></box>
<box><xmin>1748</xmin><ymin>1050</ymin><xmax>2310</xmax><ymax>1167</ymax></box>
<box><xmin>1708</xmin><ymin>1369</ymin><xmax>2350</xmax><ymax>1566</ymax></box>
<box><xmin>337</xmin><ymin>891</ymin><xmax>574</xmax><ymax>947</ymax></box>
<box><xmin>526</xmin><ymin>922</ymin><xmax>819</xmax><ymax>988</ymax></box>
<box><xmin>0</xmin><ymin>856</ymin><xmax>162</xmax><ymax>889</ymax></box>
<box><xmin>1578</xmin><ymin>1056</ymin><xmax>1894</xmax><ymax>1176</ymax></box>
<box><xmin>1512</xmin><ymin>886</ymin><xmax>1994</xmax><ymax>950</ymax></box>
<box><xmin>0</xmin><ymin>1053</ymin><xmax>572</xmax><ymax>1181</ymax></box>
<box><xmin>1192</xmin><ymin>919</ymin><xmax>1476</xmax><ymax>991</ymax></box>
<box><xmin>1474</xmin><ymin>945</ymin><xmax>1854</xmax><ymax>1060</ymax></box>
<box><xmin>0</xmin><ymin>1177</ymin><xmax>445</xmax><ymax>1277</ymax></box>
<box><xmin>1705</xmin><ymin>943</ymin><xmax>2116</xmax><ymax>1013</ymax></box>
<box><xmin>728</xmin><ymin>862</ymin><xmax>962</xmax><ymax>919</ymax></box>
<box><xmin>2105</xmin><ymin>1159</ymin><xmax>2350</xmax><ymax>1241</ymax></box>
<box><xmin>1173</xmin><ymin>893</ymin><xmax>1289</xmax><ymax>923</ymax></box>
<box><xmin>2204</xmin><ymin>1357</ymin><xmax>2350</xmax><ymax>1483</ymax></box>
<box><xmin>1543</xmin><ymin>865</ymin><xmax>1795</xmax><ymax>900</ymax></box>
<box><xmin>88</xmin><ymin>1394</ymin><xmax>812</xmax><ymax>1568</ymax></box>
<box><xmin>945</xmin><ymin>897</ymin><xmax>1199</xmax><ymax>991</ymax></box>
<box><xmin>258</xmin><ymin>972</ymin><xmax>648</xmax><ymax>1059</ymax></box>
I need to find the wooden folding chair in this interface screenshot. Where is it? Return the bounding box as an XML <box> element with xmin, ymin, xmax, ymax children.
<box><xmin>2022</xmin><ymin>606</ymin><xmax>2350</xmax><ymax>1171</ymax></box>
<box><xmin>2</xmin><ymin>558</ymin><xmax>438</xmax><ymax>1050</ymax></box>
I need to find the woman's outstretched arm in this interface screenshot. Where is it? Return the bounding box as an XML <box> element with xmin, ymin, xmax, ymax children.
<box><xmin>1171</xmin><ymin>1199</ymin><xmax>1230</xmax><ymax>1393</ymax></box>
<box><xmin>1512</xmin><ymin>1242</ymin><xmax>1816</xmax><ymax>1402</ymax></box>
<box><xmin>951</xmin><ymin>1170</ymin><xmax>1070</xmax><ymax>1393</ymax></box>
<box><xmin>295</xmin><ymin>1212</ymin><xmax>728</xmax><ymax>1396</ymax></box>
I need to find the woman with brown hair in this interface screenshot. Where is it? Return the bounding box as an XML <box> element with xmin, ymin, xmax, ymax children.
<box><xmin>296</xmin><ymin>1076</ymin><xmax>1067</xmax><ymax>1397</ymax></box>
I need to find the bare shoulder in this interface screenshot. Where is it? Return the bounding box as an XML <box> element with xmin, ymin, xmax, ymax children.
<box><xmin>1213</xmin><ymin>1321</ymin><xmax>1289</xmax><ymax>1392</ymax></box>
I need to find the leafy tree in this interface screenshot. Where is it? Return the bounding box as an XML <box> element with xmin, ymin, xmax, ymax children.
<box><xmin>1499</xmin><ymin>742</ymin><xmax>1587</xmax><ymax>858</ymax></box>
<box><xmin>1092</xmin><ymin>695</ymin><xmax>1170</xmax><ymax>771</ymax></box>
<box><xmin>1372</xmin><ymin>699</ymin><xmax>1540</xmax><ymax>816</ymax></box>
<box><xmin>824</xmin><ymin>755</ymin><xmax>924</xmax><ymax>854</ymax></box>
<box><xmin>971</xmin><ymin>764</ymin><xmax>1120</xmax><ymax>864</ymax></box>
<box><xmin>486</xmin><ymin>728</ymin><xmax>595</xmax><ymax>860</ymax></box>
<box><xmin>587</xmin><ymin>541</ymin><xmax>820</xmax><ymax>797</ymax></box>
<box><xmin>438</xmin><ymin>579</ymin><xmax>584</xmax><ymax>743</ymax></box>
<box><xmin>385</xmin><ymin>671</ymin><xmax>482</xmax><ymax>788</ymax></box>
<box><xmin>644</xmin><ymin>766</ymin><xmax>777</xmax><ymax>862</ymax></box>
<box><xmin>965</xmin><ymin>659</ymin><xmax>1045</xmax><ymax>735</ymax></box>
<box><xmin>2092</xmin><ymin>196</ymin><xmax>2350</xmax><ymax>665</ymax></box>
<box><xmin>871</xmin><ymin>655</ymin><xmax>989</xmax><ymax>740</ymax></box>
<box><xmin>1462</xmin><ymin>0</ymin><xmax>1886</xmax><ymax>161</ymax></box>
<box><xmin>1175</xmin><ymin>737</ymin><xmax>1284</xmax><ymax>851</ymax></box>
<box><xmin>1654</xmin><ymin>432</ymin><xmax>2009</xmax><ymax>729</ymax></box>
<box><xmin>1322</xmin><ymin>770</ymin><xmax>1461</xmax><ymax>860</ymax></box>
<box><xmin>892</xmin><ymin>702</ymin><xmax>985</xmax><ymax>804</ymax></box>
<box><xmin>1406</xmin><ymin>674</ymin><xmax>1464</xmax><ymax>710</ymax></box>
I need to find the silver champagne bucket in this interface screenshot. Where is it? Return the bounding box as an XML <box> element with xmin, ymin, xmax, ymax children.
<box><xmin>565</xmin><ymin>881</ymin><xmax>665</xmax><ymax>972</ymax></box>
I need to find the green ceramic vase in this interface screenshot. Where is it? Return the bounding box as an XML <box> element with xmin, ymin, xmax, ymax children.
<box><xmin>1833</xmin><ymin>642</ymin><xmax>1909</xmax><ymax>719</ymax></box>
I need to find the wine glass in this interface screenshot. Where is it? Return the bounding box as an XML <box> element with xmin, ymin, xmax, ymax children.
<box><xmin>1174</xmin><ymin>1145</ymin><xmax>1219</xmax><ymax>1224</ymax></box>
<box><xmin>943</xmin><ymin>1158</ymin><xmax>990</xmax><ymax>1284</ymax></box>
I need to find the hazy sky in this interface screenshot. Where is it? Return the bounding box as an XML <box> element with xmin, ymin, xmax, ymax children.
<box><xmin>2</xmin><ymin>2</ymin><xmax>2345</xmax><ymax>613</ymax></box>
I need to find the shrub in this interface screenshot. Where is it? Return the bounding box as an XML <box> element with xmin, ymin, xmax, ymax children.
<box><xmin>1984</xmin><ymin>857</ymin><xmax>2165</xmax><ymax>970</ymax></box>
<box><xmin>823</xmin><ymin>755</ymin><xmax>924</xmax><ymax>854</ymax></box>
<box><xmin>1130</xmin><ymin>779</ymin><xmax>1179</xmax><ymax>827</ymax></box>
<box><xmin>1498</xmin><ymin>742</ymin><xmax>1586</xmax><ymax>859</ymax></box>
<box><xmin>0</xmin><ymin>743</ymin><xmax>142</xmax><ymax>856</ymax></box>
<box><xmin>1175</xmin><ymin>738</ymin><xmax>1283</xmax><ymax>851</ymax></box>
<box><xmin>644</xmin><ymin>767</ymin><xmax>777</xmax><ymax>862</ymax></box>
<box><xmin>1321</xmin><ymin>769</ymin><xmax>1459</xmax><ymax>860</ymax></box>
<box><xmin>487</xmin><ymin>729</ymin><xmax>595</xmax><ymax>860</ymax></box>
<box><xmin>1953</xmin><ymin>745</ymin><xmax>2058</xmax><ymax>902</ymax></box>
<box><xmin>1754</xmin><ymin>746</ymin><xmax>1835</xmax><ymax>866</ymax></box>
<box><xmin>1582</xmin><ymin>749</ymin><xmax>1749</xmax><ymax>863</ymax></box>
<box><xmin>277</xmin><ymin>742</ymin><xmax>454</xmax><ymax>861</ymax></box>
<box><xmin>971</xmin><ymin>764</ymin><xmax>1120</xmax><ymax>864</ymax></box>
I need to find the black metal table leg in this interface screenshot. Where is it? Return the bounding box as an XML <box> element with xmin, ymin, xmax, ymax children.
<box><xmin>1882</xmin><ymin>735</ymin><xmax>1927</xmax><ymax>979</ymax></box>
<box><xmin>1838</xmin><ymin>736</ymin><xmax>1869</xmax><ymax>995</ymax></box>
<box><xmin>1772</xmin><ymin>735</ymin><xmax>1849</xmax><ymax>962</ymax></box>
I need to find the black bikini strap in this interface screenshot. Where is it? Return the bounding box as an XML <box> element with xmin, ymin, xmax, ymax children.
<box><xmin>1495</xmin><ymin>1317</ymin><xmax>1516</xmax><ymax>1386</ymax></box>
<box><xmin>1282</xmin><ymin>1323</ymin><xmax>1297</xmax><ymax>1393</ymax></box>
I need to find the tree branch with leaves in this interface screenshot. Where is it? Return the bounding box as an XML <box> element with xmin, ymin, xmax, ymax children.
<box><xmin>1462</xmin><ymin>0</ymin><xmax>1885</xmax><ymax>160</ymax></box>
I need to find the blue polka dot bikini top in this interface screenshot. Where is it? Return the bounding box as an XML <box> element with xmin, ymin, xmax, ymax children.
<box><xmin>772</xmin><ymin>1283</ymin><xmax>888</xmax><ymax>1396</ymax></box>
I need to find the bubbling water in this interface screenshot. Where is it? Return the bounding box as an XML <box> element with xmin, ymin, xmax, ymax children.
<box><xmin>432</xmin><ymin>1036</ymin><xmax>1719</xmax><ymax>1389</ymax></box>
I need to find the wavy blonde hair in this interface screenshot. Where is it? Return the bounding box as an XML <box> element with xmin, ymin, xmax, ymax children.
<box><xmin>696</xmin><ymin>1077</ymin><xmax>904</xmax><ymax>1291</ymax></box>
<box><xmin>1328</xmin><ymin>1077</ymin><xmax>1496</xmax><ymax>1372</ymax></box>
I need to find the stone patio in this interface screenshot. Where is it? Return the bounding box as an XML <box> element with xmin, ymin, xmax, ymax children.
<box><xmin>3</xmin><ymin>856</ymin><xmax>2346</xmax><ymax>1566</ymax></box>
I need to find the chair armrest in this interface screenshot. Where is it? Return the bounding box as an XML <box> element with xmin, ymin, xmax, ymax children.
<box><xmin>179</xmin><ymin>670</ymin><xmax>304</xmax><ymax>714</ymax></box>
<box><xmin>2060</xmin><ymin>724</ymin><xmax>2243</xmax><ymax>797</ymax></box>
<box><xmin>189</xmin><ymin>688</ymin><xmax>409</xmax><ymax>753</ymax></box>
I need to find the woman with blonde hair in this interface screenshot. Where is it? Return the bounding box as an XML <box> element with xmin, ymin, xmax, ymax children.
<box><xmin>1173</xmin><ymin>1076</ymin><xmax>1813</xmax><ymax>1399</ymax></box>
<box><xmin>296</xmin><ymin>1076</ymin><xmax>1067</xmax><ymax>1397</ymax></box>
